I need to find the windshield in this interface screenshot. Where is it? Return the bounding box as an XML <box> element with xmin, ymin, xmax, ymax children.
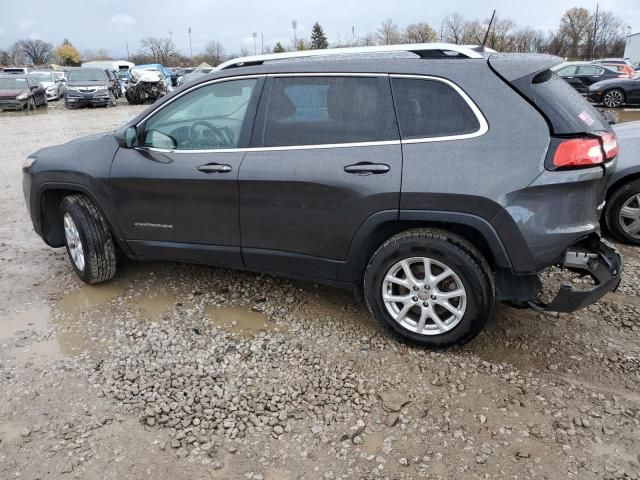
<box><xmin>30</xmin><ymin>72</ymin><xmax>54</xmax><ymax>81</ymax></box>
<box><xmin>0</xmin><ymin>77</ymin><xmax>28</xmax><ymax>89</ymax></box>
<box><xmin>68</xmin><ymin>69</ymin><xmax>106</xmax><ymax>82</ymax></box>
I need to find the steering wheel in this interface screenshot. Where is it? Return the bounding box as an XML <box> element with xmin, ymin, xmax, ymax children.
<box><xmin>189</xmin><ymin>120</ymin><xmax>235</xmax><ymax>148</ymax></box>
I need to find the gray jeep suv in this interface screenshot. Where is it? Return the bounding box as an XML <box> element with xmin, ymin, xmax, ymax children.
<box><xmin>22</xmin><ymin>44</ymin><xmax>623</xmax><ymax>346</ymax></box>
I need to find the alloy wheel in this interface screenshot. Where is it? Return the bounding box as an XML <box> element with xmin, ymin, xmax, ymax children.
<box><xmin>381</xmin><ymin>257</ymin><xmax>467</xmax><ymax>335</ymax></box>
<box><xmin>603</xmin><ymin>90</ymin><xmax>624</xmax><ymax>108</ymax></box>
<box><xmin>63</xmin><ymin>213</ymin><xmax>85</xmax><ymax>271</ymax></box>
<box><xmin>619</xmin><ymin>194</ymin><xmax>640</xmax><ymax>240</ymax></box>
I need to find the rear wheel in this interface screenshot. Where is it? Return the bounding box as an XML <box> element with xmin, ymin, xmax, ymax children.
<box><xmin>364</xmin><ymin>229</ymin><xmax>494</xmax><ymax>347</ymax></box>
<box><xmin>605</xmin><ymin>179</ymin><xmax>640</xmax><ymax>245</ymax></box>
<box><xmin>602</xmin><ymin>88</ymin><xmax>625</xmax><ymax>108</ymax></box>
<box><xmin>60</xmin><ymin>195</ymin><xmax>117</xmax><ymax>284</ymax></box>
<box><xmin>27</xmin><ymin>97</ymin><xmax>35</xmax><ymax>111</ymax></box>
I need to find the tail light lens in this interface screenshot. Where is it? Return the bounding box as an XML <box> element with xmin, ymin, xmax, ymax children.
<box><xmin>552</xmin><ymin>132</ymin><xmax>618</xmax><ymax>169</ymax></box>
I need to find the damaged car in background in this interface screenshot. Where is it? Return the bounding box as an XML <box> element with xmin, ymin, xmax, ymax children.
<box><xmin>125</xmin><ymin>64</ymin><xmax>172</xmax><ymax>105</ymax></box>
<box><xmin>0</xmin><ymin>74</ymin><xmax>47</xmax><ymax>111</ymax></box>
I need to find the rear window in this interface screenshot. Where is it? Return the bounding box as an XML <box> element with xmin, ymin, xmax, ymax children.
<box><xmin>262</xmin><ymin>76</ymin><xmax>396</xmax><ymax>147</ymax></box>
<box><xmin>391</xmin><ymin>78</ymin><xmax>481</xmax><ymax>139</ymax></box>
<box><xmin>528</xmin><ymin>70</ymin><xmax>609</xmax><ymax>134</ymax></box>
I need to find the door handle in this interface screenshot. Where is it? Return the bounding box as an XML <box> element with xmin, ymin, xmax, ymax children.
<box><xmin>197</xmin><ymin>163</ymin><xmax>232</xmax><ymax>174</ymax></box>
<box><xmin>344</xmin><ymin>162</ymin><xmax>390</xmax><ymax>175</ymax></box>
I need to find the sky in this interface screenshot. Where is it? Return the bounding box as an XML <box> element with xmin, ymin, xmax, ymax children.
<box><xmin>1</xmin><ymin>0</ymin><xmax>639</xmax><ymax>58</ymax></box>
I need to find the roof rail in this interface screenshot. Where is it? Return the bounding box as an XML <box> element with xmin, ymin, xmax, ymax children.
<box><xmin>216</xmin><ymin>43</ymin><xmax>484</xmax><ymax>70</ymax></box>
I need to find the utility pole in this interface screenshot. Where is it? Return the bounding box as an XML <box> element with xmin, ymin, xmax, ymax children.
<box><xmin>126</xmin><ymin>42</ymin><xmax>130</xmax><ymax>61</ymax></box>
<box><xmin>592</xmin><ymin>3</ymin><xmax>599</xmax><ymax>60</ymax></box>
<box><xmin>188</xmin><ymin>27</ymin><xmax>193</xmax><ymax>61</ymax></box>
<box><xmin>261</xmin><ymin>33</ymin><xmax>264</xmax><ymax>54</ymax></box>
<box><xmin>292</xmin><ymin>20</ymin><xmax>298</xmax><ymax>48</ymax></box>
<box><xmin>252</xmin><ymin>32</ymin><xmax>257</xmax><ymax>55</ymax></box>
<box><xmin>352</xmin><ymin>26</ymin><xmax>355</xmax><ymax>45</ymax></box>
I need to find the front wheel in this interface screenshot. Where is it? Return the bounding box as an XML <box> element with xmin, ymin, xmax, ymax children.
<box><xmin>364</xmin><ymin>229</ymin><xmax>494</xmax><ymax>347</ymax></box>
<box><xmin>108</xmin><ymin>91</ymin><xmax>117</xmax><ymax>107</ymax></box>
<box><xmin>60</xmin><ymin>195</ymin><xmax>117</xmax><ymax>284</ymax></box>
<box><xmin>602</xmin><ymin>89</ymin><xmax>625</xmax><ymax>108</ymax></box>
<box><xmin>605</xmin><ymin>179</ymin><xmax>640</xmax><ymax>245</ymax></box>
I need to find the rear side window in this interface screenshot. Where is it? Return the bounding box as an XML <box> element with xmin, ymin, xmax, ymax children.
<box><xmin>262</xmin><ymin>76</ymin><xmax>396</xmax><ymax>147</ymax></box>
<box><xmin>556</xmin><ymin>66</ymin><xmax>577</xmax><ymax>76</ymax></box>
<box><xmin>530</xmin><ymin>70</ymin><xmax>609</xmax><ymax>134</ymax></box>
<box><xmin>576</xmin><ymin>65</ymin><xmax>601</xmax><ymax>75</ymax></box>
<box><xmin>391</xmin><ymin>77</ymin><xmax>481</xmax><ymax>140</ymax></box>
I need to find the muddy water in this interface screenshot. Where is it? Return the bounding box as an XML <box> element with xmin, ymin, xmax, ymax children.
<box><xmin>602</xmin><ymin>107</ymin><xmax>640</xmax><ymax>124</ymax></box>
<box><xmin>205</xmin><ymin>305</ymin><xmax>279</xmax><ymax>335</ymax></box>
<box><xmin>131</xmin><ymin>293</ymin><xmax>178</xmax><ymax>319</ymax></box>
<box><xmin>55</xmin><ymin>282</ymin><xmax>127</xmax><ymax>314</ymax></box>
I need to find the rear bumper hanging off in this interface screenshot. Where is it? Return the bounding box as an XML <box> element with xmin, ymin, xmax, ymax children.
<box><xmin>529</xmin><ymin>238</ymin><xmax>623</xmax><ymax>313</ymax></box>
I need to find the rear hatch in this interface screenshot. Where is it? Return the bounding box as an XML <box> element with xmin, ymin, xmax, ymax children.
<box><xmin>488</xmin><ymin>53</ymin><xmax>617</xmax><ymax>174</ymax></box>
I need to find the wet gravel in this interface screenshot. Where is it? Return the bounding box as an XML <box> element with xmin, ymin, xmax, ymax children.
<box><xmin>1</xmin><ymin>104</ymin><xmax>640</xmax><ymax>479</ymax></box>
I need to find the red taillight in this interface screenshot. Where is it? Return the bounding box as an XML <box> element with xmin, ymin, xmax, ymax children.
<box><xmin>552</xmin><ymin>132</ymin><xmax>618</xmax><ymax>169</ymax></box>
<box><xmin>598</xmin><ymin>132</ymin><xmax>618</xmax><ymax>160</ymax></box>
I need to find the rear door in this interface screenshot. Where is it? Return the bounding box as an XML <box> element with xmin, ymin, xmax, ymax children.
<box><xmin>238</xmin><ymin>74</ymin><xmax>401</xmax><ymax>279</ymax></box>
<box><xmin>575</xmin><ymin>65</ymin><xmax>605</xmax><ymax>91</ymax></box>
<box><xmin>556</xmin><ymin>66</ymin><xmax>581</xmax><ymax>91</ymax></box>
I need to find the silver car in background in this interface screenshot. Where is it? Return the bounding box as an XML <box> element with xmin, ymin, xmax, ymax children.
<box><xmin>29</xmin><ymin>71</ymin><xmax>65</xmax><ymax>100</ymax></box>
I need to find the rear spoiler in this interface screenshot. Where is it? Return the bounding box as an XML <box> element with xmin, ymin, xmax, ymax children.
<box><xmin>487</xmin><ymin>53</ymin><xmax>563</xmax><ymax>83</ymax></box>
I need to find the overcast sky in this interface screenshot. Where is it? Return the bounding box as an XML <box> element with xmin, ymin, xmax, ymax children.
<box><xmin>1</xmin><ymin>0</ymin><xmax>639</xmax><ymax>58</ymax></box>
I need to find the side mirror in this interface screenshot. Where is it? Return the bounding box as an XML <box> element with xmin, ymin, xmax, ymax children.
<box><xmin>115</xmin><ymin>125</ymin><xmax>138</xmax><ymax>148</ymax></box>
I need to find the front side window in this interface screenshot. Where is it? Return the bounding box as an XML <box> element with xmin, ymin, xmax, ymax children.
<box><xmin>391</xmin><ymin>77</ymin><xmax>481</xmax><ymax>140</ymax></box>
<box><xmin>556</xmin><ymin>66</ymin><xmax>577</xmax><ymax>76</ymax></box>
<box><xmin>262</xmin><ymin>76</ymin><xmax>395</xmax><ymax>147</ymax></box>
<box><xmin>143</xmin><ymin>78</ymin><xmax>257</xmax><ymax>150</ymax></box>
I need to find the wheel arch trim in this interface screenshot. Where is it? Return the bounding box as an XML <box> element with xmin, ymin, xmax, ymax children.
<box><xmin>338</xmin><ymin>209</ymin><xmax>516</xmax><ymax>283</ymax></box>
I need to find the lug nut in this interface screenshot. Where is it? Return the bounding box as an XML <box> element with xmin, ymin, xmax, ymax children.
<box><xmin>430</xmin><ymin>295</ymin><xmax>437</xmax><ymax>300</ymax></box>
<box><xmin>412</xmin><ymin>296</ymin><xmax>418</xmax><ymax>302</ymax></box>
<box><xmin>423</xmin><ymin>302</ymin><xmax>428</xmax><ymax>307</ymax></box>
<box><xmin>413</xmin><ymin>286</ymin><xmax>419</xmax><ymax>291</ymax></box>
<box><xmin>425</xmin><ymin>285</ymin><xmax>430</xmax><ymax>290</ymax></box>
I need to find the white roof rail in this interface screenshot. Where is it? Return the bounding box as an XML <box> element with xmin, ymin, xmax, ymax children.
<box><xmin>216</xmin><ymin>43</ymin><xmax>484</xmax><ymax>70</ymax></box>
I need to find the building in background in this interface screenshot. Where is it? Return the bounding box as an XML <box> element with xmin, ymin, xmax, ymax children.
<box><xmin>624</xmin><ymin>32</ymin><xmax>640</xmax><ymax>66</ymax></box>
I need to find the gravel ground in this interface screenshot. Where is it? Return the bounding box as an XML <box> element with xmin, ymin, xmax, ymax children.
<box><xmin>1</xmin><ymin>102</ymin><xmax>639</xmax><ymax>479</ymax></box>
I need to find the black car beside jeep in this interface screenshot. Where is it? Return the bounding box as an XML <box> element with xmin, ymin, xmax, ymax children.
<box><xmin>23</xmin><ymin>44</ymin><xmax>623</xmax><ymax>346</ymax></box>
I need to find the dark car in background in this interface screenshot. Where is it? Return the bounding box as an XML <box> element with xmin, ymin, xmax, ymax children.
<box><xmin>604</xmin><ymin>120</ymin><xmax>640</xmax><ymax>245</ymax></box>
<box><xmin>587</xmin><ymin>77</ymin><xmax>640</xmax><ymax>108</ymax></box>
<box><xmin>555</xmin><ymin>63</ymin><xmax>626</xmax><ymax>94</ymax></box>
<box><xmin>64</xmin><ymin>68</ymin><xmax>117</xmax><ymax>109</ymax></box>
<box><xmin>22</xmin><ymin>44</ymin><xmax>623</xmax><ymax>347</ymax></box>
<box><xmin>0</xmin><ymin>74</ymin><xmax>47</xmax><ymax>111</ymax></box>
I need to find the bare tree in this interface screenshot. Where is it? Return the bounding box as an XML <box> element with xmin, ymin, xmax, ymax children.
<box><xmin>403</xmin><ymin>22</ymin><xmax>437</xmax><ymax>43</ymax></box>
<box><xmin>589</xmin><ymin>10</ymin><xmax>625</xmax><ymax>58</ymax></box>
<box><xmin>442</xmin><ymin>13</ymin><xmax>466</xmax><ymax>44</ymax></box>
<box><xmin>140</xmin><ymin>37</ymin><xmax>176</xmax><ymax>64</ymax></box>
<box><xmin>0</xmin><ymin>49</ymin><xmax>11</xmax><ymax>66</ymax></box>
<box><xmin>377</xmin><ymin>19</ymin><xmax>403</xmax><ymax>45</ymax></box>
<box><xmin>202</xmin><ymin>40</ymin><xmax>226</xmax><ymax>66</ymax></box>
<box><xmin>15</xmin><ymin>39</ymin><xmax>54</xmax><ymax>65</ymax></box>
<box><xmin>559</xmin><ymin>7</ymin><xmax>592</xmax><ymax>59</ymax></box>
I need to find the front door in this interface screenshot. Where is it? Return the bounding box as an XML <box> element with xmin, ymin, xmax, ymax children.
<box><xmin>110</xmin><ymin>76</ymin><xmax>263</xmax><ymax>267</ymax></box>
<box><xmin>238</xmin><ymin>75</ymin><xmax>402</xmax><ymax>279</ymax></box>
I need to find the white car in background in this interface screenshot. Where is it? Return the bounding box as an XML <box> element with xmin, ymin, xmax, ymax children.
<box><xmin>29</xmin><ymin>71</ymin><xmax>65</xmax><ymax>100</ymax></box>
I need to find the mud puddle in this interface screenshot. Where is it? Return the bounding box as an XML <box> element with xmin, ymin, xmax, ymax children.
<box><xmin>205</xmin><ymin>305</ymin><xmax>282</xmax><ymax>336</ymax></box>
<box><xmin>55</xmin><ymin>282</ymin><xmax>127</xmax><ymax>314</ymax></box>
<box><xmin>602</xmin><ymin>107</ymin><xmax>640</xmax><ymax>124</ymax></box>
<box><xmin>131</xmin><ymin>293</ymin><xmax>178</xmax><ymax>319</ymax></box>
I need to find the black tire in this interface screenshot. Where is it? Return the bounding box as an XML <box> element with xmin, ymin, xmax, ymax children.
<box><xmin>364</xmin><ymin>228</ymin><xmax>495</xmax><ymax>347</ymax></box>
<box><xmin>60</xmin><ymin>195</ymin><xmax>117</xmax><ymax>284</ymax></box>
<box><xmin>602</xmin><ymin>88</ymin><xmax>625</xmax><ymax>108</ymax></box>
<box><xmin>65</xmin><ymin>100</ymin><xmax>74</xmax><ymax>110</ymax></box>
<box><xmin>108</xmin><ymin>91</ymin><xmax>117</xmax><ymax>107</ymax></box>
<box><xmin>605</xmin><ymin>179</ymin><xmax>640</xmax><ymax>246</ymax></box>
<box><xmin>27</xmin><ymin>97</ymin><xmax>36</xmax><ymax>111</ymax></box>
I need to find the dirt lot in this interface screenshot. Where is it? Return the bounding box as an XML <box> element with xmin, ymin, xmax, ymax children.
<box><xmin>1</xmin><ymin>101</ymin><xmax>639</xmax><ymax>479</ymax></box>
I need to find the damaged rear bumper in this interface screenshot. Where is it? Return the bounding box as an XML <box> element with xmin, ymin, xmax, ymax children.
<box><xmin>530</xmin><ymin>237</ymin><xmax>623</xmax><ymax>313</ymax></box>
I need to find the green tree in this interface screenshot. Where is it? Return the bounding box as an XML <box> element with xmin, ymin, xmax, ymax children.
<box><xmin>273</xmin><ymin>42</ymin><xmax>286</xmax><ymax>53</ymax></box>
<box><xmin>310</xmin><ymin>22</ymin><xmax>329</xmax><ymax>49</ymax></box>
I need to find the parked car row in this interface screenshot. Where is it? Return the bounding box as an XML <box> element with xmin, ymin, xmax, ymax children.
<box><xmin>554</xmin><ymin>57</ymin><xmax>639</xmax><ymax>108</ymax></box>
